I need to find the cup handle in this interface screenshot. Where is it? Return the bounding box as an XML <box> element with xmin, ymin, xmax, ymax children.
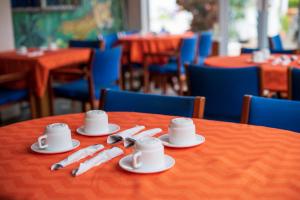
<box><xmin>38</xmin><ymin>135</ymin><xmax>48</xmax><ymax>149</ymax></box>
<box><xmin>132</xmin><ymin>151</ymin><xmax>142</xmax><ymax>169</ymax></box>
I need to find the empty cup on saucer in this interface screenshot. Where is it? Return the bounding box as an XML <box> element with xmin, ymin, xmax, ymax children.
<box><xmin>132</xmin><ymin>137</ymin><xmax>165</xmax><ymax>170</ymax></box>
<box><xmin>84</xmin><ymin>110</ymin><xmax>109</xmax><ymax>134</ymax></box>
<box><xmin>37</xmin><ymin>123</ymin><xmax>73</xmax><ymax>151</ymax></box>
<box><xmin>168</xmin><ymin>118</ymin><xmax>196</xmax><ymax>145</ymax></box>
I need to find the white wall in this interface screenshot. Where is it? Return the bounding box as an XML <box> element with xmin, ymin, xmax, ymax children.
<box><xmin>0</xmin><ymin>0</ymin><xmax>15</xmax><ymax>52</ymax></box>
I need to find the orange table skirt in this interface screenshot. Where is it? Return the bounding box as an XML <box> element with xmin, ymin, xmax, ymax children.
<box><xmin>204</xmin><ymin>54</ymin><xmax>300</xmax><ymax>92</ymax></box>
<box><xmin>119</xmin><ymin>33</ymin><xmax>194</xmax><ymax>64</ymax></box>
<box><xmin>0</xmin><ymin>112</ymin><xmax>300</xmax><ymax>200</ymax></box>
<box><xmin>0</xmin><ymin>48</ymin><xmax>91</xmax><ymax>97</ymax></box>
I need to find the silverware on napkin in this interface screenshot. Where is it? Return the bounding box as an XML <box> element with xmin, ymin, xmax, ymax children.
<box><xmin>124</xmin><ymin>128</ymin><xmax>162</xmax><ymax>148</ymax></box>
<box><xmin>107</xmin><ymin>125</ymin><xmax>145</xmax><ymax>144</ymax></box>
<box><xmin>72</xmin><ymin>147</ymin><xmax>123</xmax><ymax>176</ymax></box>
<box><xmin>51</xmin><ymin>144</ymin><xmax>104</xmax><ymax>171</ymax></box>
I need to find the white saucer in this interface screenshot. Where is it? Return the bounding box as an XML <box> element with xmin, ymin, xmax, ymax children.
<box><xmin>76</xmin><ymin>124</ymin><xmax>120</xmax><ymax>136</ymax></box>
<box><xmin>159</xmin><ymin>134</ymin><xmax>205</xmax><ymax>148</ymax></box>
<box><xmin>119</xmin><ymin>154</ymin><xmax>175</xmax><ymax>174</ymax></box>
<box><xmin>31</xmin><ymin>139</ymin><xmax>80</xmax><ymax>154</ymax></box>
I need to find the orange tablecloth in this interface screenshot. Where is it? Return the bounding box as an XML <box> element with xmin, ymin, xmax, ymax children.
<box><xmin>1</xmin><ymin>112</ymin><xmax>300</xmax><ymax>200</ymax></box>
<box><xmin>119</xmin><ymin>33</ymin><xmax>193</xmax><ymax>64</ymax></box>
<box><xmin>204</xmin><ymin>54</ymin><xmax>300</xmax><ymax>92</ymax></box>
<box><xmin>0</xmin><ymin>48</ymin><xmax>91</xmax><ymax>97</ymax></box>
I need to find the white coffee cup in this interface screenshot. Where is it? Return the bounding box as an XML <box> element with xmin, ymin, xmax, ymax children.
<box><xmin>84</xmin><ymin>110</ymin><xmax>109</xmax><ymax>134</ymax></box>
<box><xmin>37</xmin><ymin>123</ymin><xmax>73</xmax><ymax>151</ymax></box>
<box><xmin>17</xmin><ymin>46</ymin><xmax>28</xmax><ymax>55</ymax></box>
<box><xmin>168</xmin><ymin>118</ymin><xmax>196</xmax><ymax>145</ymax></box>
<box><xmin>262</xmin><ymin>48</ymin><xmax>270</xmax><ymax>60</ymax></box>
<box><xmin>49</xmin><ymin>42</ymin><xmax>58</xmax><ymax>51</ymax></box>
<box><xmin>252</xmin><ymin>51</ymin><xmax>265</xmax><ymax>63</ymax></box>
<box><xmin>132</xmin><ymin>137</ymin><xmax>165</xmax><ymax>170</ymax></box>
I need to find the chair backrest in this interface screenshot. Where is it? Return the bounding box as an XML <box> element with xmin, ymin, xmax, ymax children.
<box><xmin>180</xmin><ymin>36</ymin><xmax>198</xmax><ymax>64</ymax></box>
<box><xmin>186</xmin><ymin>65</ymin><xmax>261</xmax><ymax>122</ymax></box>
<box><xmin>89</xmin><ymin>46</ymin><xmax>122</xmax><ymax>88</ymax></box>
<box><xmin>240</xmin><ymin>48</ymin><xmax>259</xmax><ymax>54</ymax></box>
<box><xmin>241</xmin><ymin>95</ymin><xmax>300</xmax><ymax>133</ymax></box>
<box><xmin>198</xmin><ymin>31</ymin><xmax>213</xmax><ymax>58</ymax></box>
<box><xmin>269</xmin><ymin>34</ymin><xmax>283</xmax><ymax>51</ymax></box>
<box><xmin>99</xmin><ymin>33</ymin><xmax>119</xmax><ymax>49</ymax></box>
<box><xmin>100</xmin><ymin>89</ymin><xmax>205</xmax><ymax>118</ymax></box>
<box><xmin>270</xmin><ymin>49</ymin><xmax>295</xmax><ymax>54</ymax></box>
<box><xmin>288</xmin><ymin>67</ymin><xmax>300</xmax><ymax>101</ymax></box>
<box><xmin>69</xmin><ymin>40</ymin><xmax>100</xmax><ymax>48</ymax></box>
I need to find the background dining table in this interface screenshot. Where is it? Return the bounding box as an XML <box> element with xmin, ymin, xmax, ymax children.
<box><xmin>0</xmin><ymin>48</ymin><xmax>91</xmax><ymax>117</ymax></box>
<box><xmin>0</xmin><ymin>112</ymin><xmax>299</xmax><ymax>200</ymax></box>
<box><xmin>204</xmin><ymin>54</ymin><xmax>300</xmax><ymax>93</ymax></box>
<box><xmin>118</xmin><ymin>33</ymin><xmax>194</xmax><ymax>65</ymax></box>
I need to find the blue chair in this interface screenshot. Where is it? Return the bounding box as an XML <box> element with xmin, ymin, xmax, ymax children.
<box><xmin>144</xmin><ymin>36</ymin><xmax>198</xmax><ymax>94</ymax></box>
<box><xmin>270</xmin><ymin>49</ymin><xmax>295</xmax><ymax>54</ymax></box>
<box><xmin>185</xmin><ymin>65</ymin><xmax>261</xmax><ymax>122</ymax></box>
<box><xmin>52</xmin><ymin>46</ymin><xmax>122</xmax><ymax>110</ymax></box>
<box><xmin>0</xmin><ymin>71</ymin><xmax>33</xmax><ymax>118</ymax></box>
<box><xmin>269</xmin><ymin>34</ymin><xmax>284</xmax><ymax>51</ymax></box>
<box><xmin>100</xmin><ymin>89</ymin><xmax>205</xmax><ymax>118</ymax></box>
<box><xmin>288</xmin><ymin>67</ymin><xmax>300</xmax><ymax>100</ymax></box>
<box><xmin>196</xmin><ymin>31</ymin><xmax>213</xmax><ymax>64</ymax></box>
<box><xmin>98</xmin><ymin>33</ymin><xmax>119</xmax><ymax>49</ymax></box>
<box><xmin>241</xmin><ymin>95</ymin><xmax>300</xmax><ymax>133</ymax></box>
<box><xmin>69</xmin><ymin>40</ymin><xmax>101</xmax><ymax>49</ymax></box>
<box><xmin>240</xmin><ymin>48</ymin><xmax>259</xmax><ymax>54</ymax></box>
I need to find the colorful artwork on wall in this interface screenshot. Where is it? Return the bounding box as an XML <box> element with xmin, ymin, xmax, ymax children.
<box><xmin>12</xmin><ymin>0</ymin><xmax>124</xmax><ymax>48</ymax></box>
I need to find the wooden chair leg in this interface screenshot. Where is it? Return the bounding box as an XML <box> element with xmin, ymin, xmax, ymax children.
<box><xmin>81</xmin><ymin>101</ymin><xmax>87</xmax><ymax>112</ymax></box>
<box><xmin>129</xmin><ymin>67</ymin><xmax>134</xmax><ymax>90</ymax></box>
<box><xmin>162</xmin><ymin>75</ymin><xmax>167</xmax><ymax>94</ymax></box>
<box><xmin>178</xmin><ymin>76</ymin><xmax>183</xmax><ymax>96</ymax></box>
<box><xmin>143</xmin><ymin>71</ymin><xmax>150</xmax><ymax>93</ymax></box>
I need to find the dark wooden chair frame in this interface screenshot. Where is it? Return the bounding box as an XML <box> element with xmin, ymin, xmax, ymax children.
<box><xmin>49</xmin><ymin>48</ymin><xmax>123</xmax><ymax>114</ymax></box>
<box><xmin>0</xmin><ymin>71</ymin><xmax>34</xmax><ymax>119</ymax></box>
<box><xmin>99</xmin><ymin>88</ymin><xmax>206</xmax><ymax>119</ymax></box>
<box><xmin>143</xmin><ymin>39</ymin><xmax>197</xmax><ymax>95</ymax></box>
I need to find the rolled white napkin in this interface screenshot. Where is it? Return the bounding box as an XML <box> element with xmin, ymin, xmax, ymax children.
<box><xmin>107</xmin><ymin>125</ymin><xmax>145</xmax><ymax>144</ymax></box>
<box><xmin>72</xmin><ymin>147</ymin><xmax>124</xmax><ymax>176</ymax></box>
<box><xmin>124</xmin><ymin>128</ymin><xmax>162</xmax><ymax>148</ymax></box>
<box><xmin>51</xmin><ymin>144</ymin><xmax>104</xmax><ymax>171</ymax></box>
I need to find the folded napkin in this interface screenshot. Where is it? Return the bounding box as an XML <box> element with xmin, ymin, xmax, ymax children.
<box><xmin>107</xmin><ymin>125</ymin><xmax>145</xmax><ymax>144</ymax></box>
<box><xmin>51</xmin><ymin>144</ymin><xmax>104</xmax><ymax>171</ymax></box>
<box><xmin>72</xmin><ymin>147</ymin><xmax>123</xmax><ymax>176</ymax></box>
<box><xmin>124</xmin><ymin>128</ymin><xmax>162</xmax><ymax>148</ymax></box>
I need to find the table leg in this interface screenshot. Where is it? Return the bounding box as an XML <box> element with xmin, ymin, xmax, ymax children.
<box><xmin>30</xmin><ymin>89</ymin><xmax>51</xmax><ymax>118</ymax></box>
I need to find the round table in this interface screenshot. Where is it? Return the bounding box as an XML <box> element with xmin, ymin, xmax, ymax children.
<box><xmin>1</xmin><ymin>112</ymin><xmax>300</xmax><ymax>200</ymax></box>
<box><xmin>205</xmin><ymin>54</ymin><xmax>300</xmax><ymax>92</ymax></box>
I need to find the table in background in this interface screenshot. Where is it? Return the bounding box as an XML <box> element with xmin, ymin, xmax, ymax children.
<box><xmin>204</xmin><ymin>54</ymin><xmax>300</xmax><ymax>92</ymax></box>
<box><xmin>0</xmin><ymin>112</ymin><xmax>299</xmax><ymax>200</ymax></box>
<box><xmin>119</xmin><ymin>33</ymin><xmax>194</xmax><ymax>64</ymax></box>
<box><xmin>0</xmin><ymin>48</ymin><xmax>91</xmax><ymax>117</ymax></box>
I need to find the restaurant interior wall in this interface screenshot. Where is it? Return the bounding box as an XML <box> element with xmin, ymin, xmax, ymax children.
<box><xmin>0</xmin><ymin>0</ymin><xmax>15</xmax><ymax>51</ymax></box>
<box><xmin>11</xmin><ymin>0</ymin><xmax>124</xmax><ymax>48</ymax></box>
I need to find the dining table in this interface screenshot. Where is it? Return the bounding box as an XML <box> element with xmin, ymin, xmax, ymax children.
<box><xmin>0</xmin><ymin>48</ymin><xmax>91</xmax><ymax>117</ymax></box>
<box><xmin>0</xmin><ymin>112</ymin><xmax>299</xmax><ymax>200</ymax></box>
<box><xmin>118</xmin><ymin>33</ymin><xmax>194</xmax><ymax>65</ymax></box>
<box><xmin>204</xmin><ymin>54</ymin><xmax>300</xmax><ymax>93</ymax></box>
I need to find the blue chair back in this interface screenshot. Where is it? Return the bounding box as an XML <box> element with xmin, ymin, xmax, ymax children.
<box><xmin>241</xmin><ymin>48</ymin><xmax>259</xmax><ymax>54</ymax></box>
<box><xmin>99</xmin><ymin>33</ymin><xmax>119</xmax><ymax>49</ymax></box>
<box><xmin>270</xmin><ymin>49</ymin><xmax>295</xmax><ymax>54</ymax></box>
<box><xmin>69</xmin><ymin>40</ymin><xmax>100</xmax><ymax>48</ymax></box>
<box><xmin>91</xmin><ymin>46</ymin><xmax>122</xmax><ymax>88</ymax></box>
<box><xmin>101</xmin><ymin>89</ymin><xmax>201</xmax><ymax>117</ymax></box>
<box><xmin>246</xmin><ymin>96</ymin><xmax>300</xmax><ymax>133</ymax></box>
<box><xmin>290</xmin><ymin>68</ymin><xmax>300</xmax><ymax>101</ymax></box>
<box><xmin>180</xmin><ymin>36</ymin><xmax>198</xmax><ymax>64</ymax></box>
<box><xmin>186</xmin><ymin>65</ymin><xmax>260</xmax><ymax>122</ymax></box>
<box><xmin>269</xmin><ymin>34</ymin><xmax>283</xmax><ymax>51</ymax></box>
<box><xmin>198</xmin><ymin>31</ymin><xmax>213</xmax><ymax>57</ymax></box>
